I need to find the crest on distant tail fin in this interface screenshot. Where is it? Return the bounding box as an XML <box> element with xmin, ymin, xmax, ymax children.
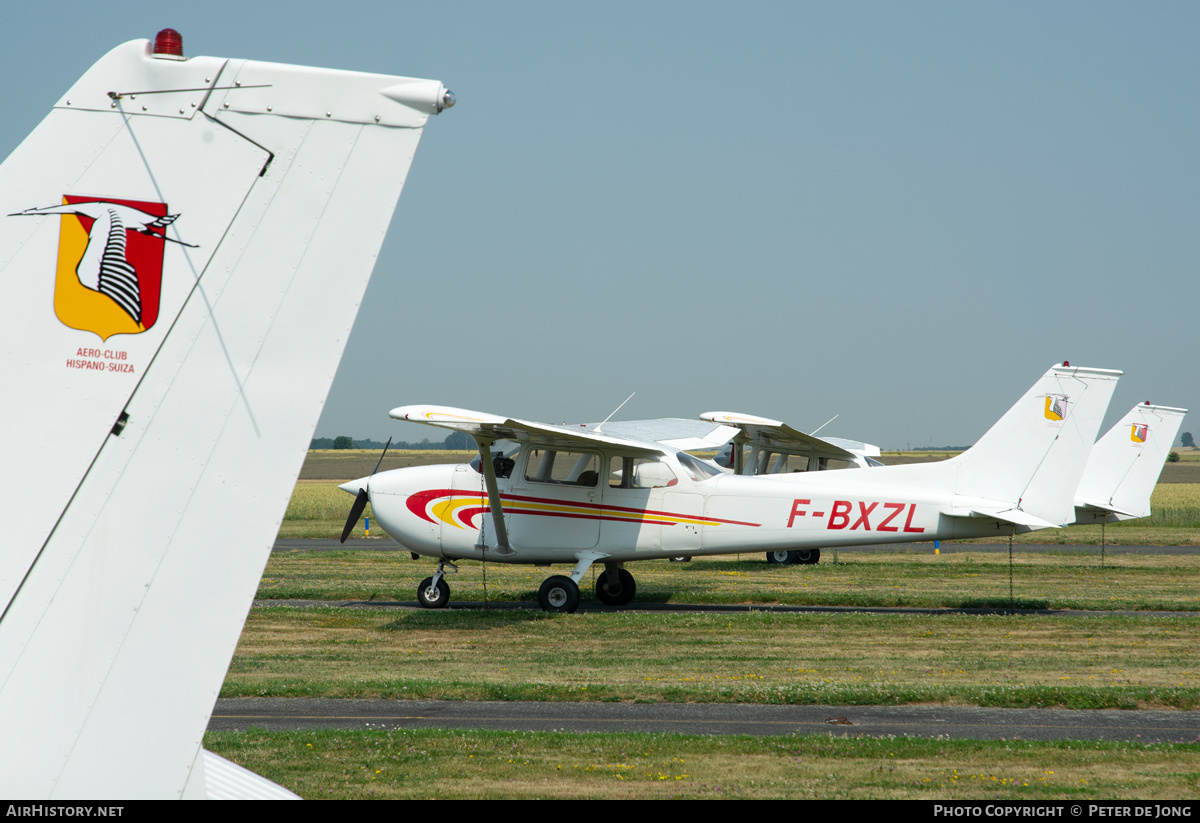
<box><xmin>1044</xmin><ymin>393</ymin><xmax>1069</xmax><ymax>422</ymax></box>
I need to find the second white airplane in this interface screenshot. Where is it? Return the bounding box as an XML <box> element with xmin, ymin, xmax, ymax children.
<box><xmin>341</xmin><ymin>363</ymin><xmax>1120</xmax><ymax>612</ymax></box>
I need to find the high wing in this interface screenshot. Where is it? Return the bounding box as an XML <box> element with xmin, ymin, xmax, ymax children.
<box><xmin>1073</xmin><ymin>403</ymin><xmax>1187</xmax><ymax>522</ymax></box>
<box><xmin>699</xmin><ymin>410</ymin><xmax>882</xmax><ymax>466</ymax></box>
<box><xmin>391</xmin><ymin>404</ymin><xmax>669</xmax><ymax>457</ymax></box>
<box><xmin>581</xmin><ymin>418</ymin><xmax>741</xmax><ymax>452</ymax></box>
<box><xmin>389</xmin><ymin>405</ymin><xmax>670</xmax><ymax>557</ymax></box>
<box><xmin>0</xmin><ymin>33</ymin><xmax>451</xmax><ymax>799</ymax></box>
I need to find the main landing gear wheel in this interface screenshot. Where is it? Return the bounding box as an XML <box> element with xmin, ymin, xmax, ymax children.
<box><xmin>794</xmin><ymin>548</ymin><xmax>821</xmax><ymax>565</ymax></box>
<box><xmin>538</xmin><ymin>575</ymin><xmax>581</xmax><ymax>614</ymax></box>
<box><xmin>766</xmin><ymin>550</ymin><xmax>793</xmax><ymax>565</ymax></box>
<box><xmin>417</xmin><ymin>576</ymin><xmax>450</xmax><ymax>609</ymax></box>
<box><xmin>595</xmin><ymin>568</ymin><xmax>636</xmax><ymax>607</ymax></box>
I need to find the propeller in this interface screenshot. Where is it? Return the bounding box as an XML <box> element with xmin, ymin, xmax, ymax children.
<box><xmin>339</xmin><ymin>437</ymin><xmax>391</xmax><ymax>543</ymax></box>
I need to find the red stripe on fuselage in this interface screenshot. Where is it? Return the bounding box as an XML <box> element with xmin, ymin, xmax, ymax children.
<box><xmin>404</xmin><ymin>488</ymin><xmax>759</xmax><ymax>527</ymax></box>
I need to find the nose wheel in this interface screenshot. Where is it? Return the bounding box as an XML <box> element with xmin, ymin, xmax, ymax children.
<box><xmin>538</xmin><ymin>575</ymin><xmax>580</xmax><ymax>613</ymax></box>
<box><xmin>417</xmin><ymin>576</ymin><xmax>450</xmax><ymax>608</ymax></box>
<box><xmin>416</xmin><ymin>560</ymin><xmax>456</xmax><ymax>608</ymax></box>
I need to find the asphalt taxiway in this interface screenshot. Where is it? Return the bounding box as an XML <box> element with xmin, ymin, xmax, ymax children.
<box><xmin>209</xmin><ymin>698</ymin><xmax>1200</xmax><ymax>743</ymax></box>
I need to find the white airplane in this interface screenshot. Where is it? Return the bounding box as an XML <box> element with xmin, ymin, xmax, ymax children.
<box><xmin>0</xmin><ymin>30</ymin><xmax>452</xmax><ymax>799</ymax></box>
<box><xmin>1073</xmin><ymin>402</ymin><xmax>1187</xmax><ymax>524</ymax></box>
<box><xmin>705</xmin><ymin>402</ymin><xmax>1186</xmax><ymax>560</ymax></box>
<box><xmin>699</xmin><ymin>412</ymin><xmax>883</xmax><ymax>564</ymax></box>
<box><xmin>340</xmin><ymin>363</ymin><xmax>1120</xmax><ymax>613</ymax></box>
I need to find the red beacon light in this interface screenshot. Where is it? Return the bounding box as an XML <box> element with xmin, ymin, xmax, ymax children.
<box><xmin>1062</xmin><ymin>360</ymin><xmax>1069</xmax><ymax>367</ymax></box>
<box><xmin>152</xmin><ymin>28</ymin><xmax>185</xmax><ymax>59</ymax></box>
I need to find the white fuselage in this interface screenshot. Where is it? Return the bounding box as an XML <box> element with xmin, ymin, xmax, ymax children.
<box><xmin>361</xmin><ymin>453</ymin><xmax>1019</xmax><ymax>565</ymax></box>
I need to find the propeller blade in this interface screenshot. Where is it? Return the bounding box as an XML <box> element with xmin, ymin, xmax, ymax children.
<box><xmin>340</xmin><ymin>488</ymin><xmax>369</xmax><ymax>543</ymax></box>
<box><xmin>339</xmin><ymin>438</ymin><xmax>391</xmax><ymax>543</ymax></box>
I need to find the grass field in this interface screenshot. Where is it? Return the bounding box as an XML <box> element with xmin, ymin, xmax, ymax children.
<box><xmin>202</xmin><ymin>727</ymin><xmax>1200</xmax><ymax>799</ymax></box>
<box><xmin>259</xmin><ymin>549</ymin><xmax>1200</xmax><ymax>611</ymax></box>
<box><xmin>225</xmin><ymin>608</ymin><xmax>1200</xmax><ymax>709</ymax></box>
<box><xmin>229</xmin><ymin>450</ymin><xmax>1200</xmax><ymax>798</ymax></box>
<box><xmin>217</xmin><ymin>603</ymin><xmax>1200</xmax><ymax>797</ymax></box>
<box><xmin>250</xmin><ymin>545</ymin><xmax>1200</xmax><ymax>713</ymax></box>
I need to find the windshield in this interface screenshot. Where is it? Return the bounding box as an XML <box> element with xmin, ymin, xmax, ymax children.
<box><xmin>675</xmin><ymin>451</ymin><xmax>723</xmax><ymax>481</ymax></box>
<box><xmin>468</xmin><ymin>439</ymin><xmax>521</xmax><ymax>478</ymax></box>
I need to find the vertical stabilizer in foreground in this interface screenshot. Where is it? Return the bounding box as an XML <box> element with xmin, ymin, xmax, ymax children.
<box><xmin>0</xmin><ymin>33</ymin><xmax>451</xmax><ymax>798</ymax></box>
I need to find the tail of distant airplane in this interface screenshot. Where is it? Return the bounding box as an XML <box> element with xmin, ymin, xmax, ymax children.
<box><xmin>1074</xmin><ymin>403</ymin><xmax>1187</xmax><ymax>522</ymax></box>
<box><xmin>929</xmin><ymin>363</ymin><xmax>1121</xmax><ymax>529</ymax></box>
<box><xmin>0</xmin><ymin>32</ymin><xmax>451</xmax><ymax>798</ymax></box>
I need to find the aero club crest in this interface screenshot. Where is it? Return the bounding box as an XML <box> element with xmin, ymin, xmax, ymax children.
<box><xmin>13</xmin><ymin>195</ymin><xmax>182</xmax><ymax>341</ymax></box>
<box><xmin>1043</xmin><ymin>393</ymin><xmax>1069</xmax><ymax>423</ymax></box>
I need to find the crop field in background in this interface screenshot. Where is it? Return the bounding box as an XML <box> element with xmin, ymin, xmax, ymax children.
<box><xmin>298</xmin><ymin>449</ymin><xmax>475</xmax><ymax>481</ymax></box>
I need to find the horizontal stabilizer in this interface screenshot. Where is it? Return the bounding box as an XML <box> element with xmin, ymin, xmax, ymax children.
<box><xmin>1073</xmin><ymin>501</ymin><xmax>1142</xmax><ymax>523</ymax></box>
<box><xmin>200</xmin><ymin>750</ymin><xmax>300</xmax><ymax>800</ymax></box>
<box><xmin>945</xmin><ymin>507</ymin><xmax>1062</xmax><ymax>530</ymax></box>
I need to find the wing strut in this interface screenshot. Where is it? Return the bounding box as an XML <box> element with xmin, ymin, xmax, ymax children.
<box><xmin>472</xmin><ymin>436</ymin><xmax>514</xmax><ymax>557</ymax></box>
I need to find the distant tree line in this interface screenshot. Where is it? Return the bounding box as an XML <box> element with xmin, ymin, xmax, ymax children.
<box><xmin>311</xmin><ymin>431</ymin><xmax>472</xmax><ymax>450</ymax></box>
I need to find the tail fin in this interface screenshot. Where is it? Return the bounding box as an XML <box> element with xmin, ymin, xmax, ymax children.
<box><xmin>946</xmin><ymin>363</ymin><xmax>1121</xmax><ymax>527</ymax></box>
<box><xmin>1074</xmin><ymin>403</ymin><xmax>1187</xmax><ymax>522</ymax></box>
<box><xmin>0</xmin><ymin>36</ymin><xmax>450</xmax><ymax>798</ymax></box>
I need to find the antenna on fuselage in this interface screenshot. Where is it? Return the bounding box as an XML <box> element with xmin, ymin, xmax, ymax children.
<box><xmin>592</xmin><ymin>392</ymin><xmax>636</xmax><ymax>434</ymax></box>
<box><xmin>810</xmin><ymin>414</ymin><xmax>838</xmax><ymax>436</ymax></box>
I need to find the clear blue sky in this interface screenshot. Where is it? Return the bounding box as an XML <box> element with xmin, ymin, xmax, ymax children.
<box><xmin>4</xmin><ymin>2</ymin><xmax>1195</xmax><ymax>448</ymax></box>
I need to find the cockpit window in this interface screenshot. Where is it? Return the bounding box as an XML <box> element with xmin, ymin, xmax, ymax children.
<box><xmin>609</xmin><ymin>455</ymin><xmax>677</xmax><ymax>489</ymax></box>
<box><xmin>748</xmin><ymin>449</ymin><xmax>861</xmax><ymax>474</ymax></box>
<box><xmin>524</xmin><ymin>449</ymin><xmax>600</xmax><ymax>487</ymax></box>
<box><xmin>755</xmin><ymin>451</ymin><xmax>813</xmax><ymax>475</ymax></box>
